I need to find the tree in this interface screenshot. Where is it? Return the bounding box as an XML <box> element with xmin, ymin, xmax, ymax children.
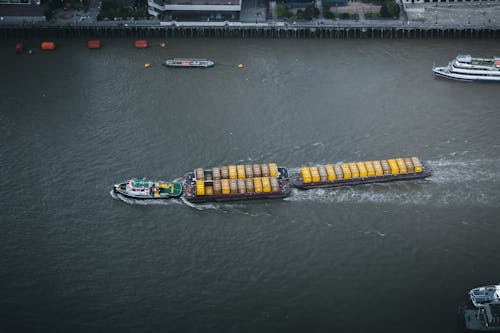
<box><xmin>276</xmin><ymin>4</ymin><xmax>291</xmax><ymax>18</ymax></box>
<box><xmin>303</xmin><ymin>5</ymin><xmax>319</xmax><ymax>20</ymax></box>
<box><xmin>380</xmin><ymin>0</ymin><xmax>399</xmax><ymax>18</ymax></box>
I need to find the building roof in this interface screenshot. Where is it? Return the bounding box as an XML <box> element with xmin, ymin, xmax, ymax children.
<box><xmin>165</xmin><ymin>0</ymin><xmax>240</xmax><ymax>5</ymax></box>
<box><xmin>0</xmin><ymin>3</ymin><xmax>44</xmax><ymax>17</ymax></box>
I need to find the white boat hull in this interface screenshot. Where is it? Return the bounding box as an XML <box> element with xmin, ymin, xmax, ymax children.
<box><xmin>433</xmin><ymin>67</ymin><xmax>500</xmax><ymax>82</ymax></box>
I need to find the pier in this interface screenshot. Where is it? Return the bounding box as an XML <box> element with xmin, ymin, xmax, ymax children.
<box><xmin>1</xmin><ymin>23</ymin><xmax>499</xmax><ymax>39</ymax></box>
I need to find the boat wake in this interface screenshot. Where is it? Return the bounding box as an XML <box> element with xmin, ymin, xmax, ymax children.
<box><xmin>427</xmin><ymin>158</ymin><xmax>500</xmax><ymax>184</ymax></box>
<box><xmin>109</xmin><ymin>158</ymin><xmax>500</xmax><ymax>208</ymax></box>
<box><xmin>285</xmin><ymin>158</ymin><xmax>500</xmax><ymax>206</ymax></box>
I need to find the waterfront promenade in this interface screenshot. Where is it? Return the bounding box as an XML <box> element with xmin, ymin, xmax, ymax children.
<box><xmin>1</xmin><ymin>1</ymin><xmax>499</xmax><ymax>38</ymax></box>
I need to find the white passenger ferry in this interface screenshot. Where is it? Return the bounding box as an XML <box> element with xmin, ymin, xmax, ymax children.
<box><xmin>464</xmin><ymin>284</ymin><xmax>500</xmax><ymax>331</ymax></box>
<box><xmin>433</xmin><ymin>55</ymin><xmax>500</xmax><ymax>82</ymax></box>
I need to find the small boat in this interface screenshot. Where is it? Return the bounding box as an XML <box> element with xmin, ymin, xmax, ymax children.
<box><xmin>135</xmin><ymin>40</ymin><xmax>148</xmax><ymax>49</ymax></box>
<box><xmin>183</xmin><ymin>163</ymin><xmax>290</xmax><ymax>203</ymax></box>
<box><xmin>87</xmin><ymin>40</ymin><xmax>102</xmax><ymax>49</ymax></box>
<box><xmin>463</xmin><ymin>284</ymin><xmax>500</xmax><ymax>332</ymax></box>
<box><xmin>433</xmin><ymin>55</ymin><xmax>500</xmax><ymax>82</ymax></box>
<box><xmin>290</xmin><ymin>157</ymin><xmax>431</xmax><ymax>190</ymax></box>
<box><xmin>16</xmin><ymin>43</ymin><xmax>24</xmax><ymax>54</ymax></box>
<box><xmin>114</xmin><ymin>178</ymin><xmax>182</xmax><ymax>199</ymax></box>
<box><xmin>164</xmin><ymin>58</ymin><xmax>214</xmax><ymax>68</ymax></box>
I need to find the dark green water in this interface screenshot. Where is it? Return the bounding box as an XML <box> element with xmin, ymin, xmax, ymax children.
<box><xmin>1</xmin><ymin>38</ymin><xmax>499</xmax><ymax>333</ymax></box>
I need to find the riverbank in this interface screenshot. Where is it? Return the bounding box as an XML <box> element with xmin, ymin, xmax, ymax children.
<box><xmin>2</xmin><ymin>23</ymin><xmax>499</xmax><ymax>39</ymax></box>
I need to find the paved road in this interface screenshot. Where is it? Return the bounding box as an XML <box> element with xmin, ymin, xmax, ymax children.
<box><xmin>2</xmin><ymin>1</ymin><xmax>499</xmax><ymax>29</ymax></box>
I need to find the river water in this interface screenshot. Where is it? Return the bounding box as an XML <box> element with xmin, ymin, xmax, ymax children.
<box><xmin>1</xmin><ymin>37</ymin><xmax>499</xmax><ymax>333</ymax></box>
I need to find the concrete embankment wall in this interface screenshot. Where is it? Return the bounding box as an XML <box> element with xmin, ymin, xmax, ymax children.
<box><xmin>2</xmin><ymin>25</ymin><xmax>499</xmax><ymax>39</ymax></box>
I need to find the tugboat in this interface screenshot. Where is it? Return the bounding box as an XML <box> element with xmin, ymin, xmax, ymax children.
<box><xmin>290</xmin><ymin>157</ymin><xmax>431</xmax><ymax>190</ymax></box>
<box><xmin>114</xmin><ymin>178</ymin><xmax>182</xmax><ymax>200</ymax></box>
<box><xmin>183</xmin><ymin>163</ymin><xmax>290</xmax><ymax>203</ymax></box>
<box><xmin>164</xmin><ymin>58</ymin><xmax>214</xmax><ymax>68</ymax></box>
<box><xmin>464</xmin><ymin>284</ymin><xmax>500</xmax><ymax>332</ymax></box>
<box><xmin>433</xmin><ymin>55</ymin><xmax>500</xmax><ymax>82</ymax></box>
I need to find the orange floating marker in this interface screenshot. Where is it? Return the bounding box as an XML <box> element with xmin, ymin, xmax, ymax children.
<box><xmin>87</xmin><ymin>40</ymin><xmax>102</xmax><ymax>49</ymax></box>
<box><xmin>41</xmin><ymin>42</ymin><xmax>56</xmax><ymax>50</ymax></box>
<box><xmin>16</xmin><ymin>43</ymin><xmax>24</xmax><ymax>54</ymax></box>
<box><xmin>135</xmin><ymin>40</ymin><xmax>148</xmax><ymax>49</ymax></box>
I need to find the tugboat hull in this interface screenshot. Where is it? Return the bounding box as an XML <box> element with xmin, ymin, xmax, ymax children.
<box><xmin>113</xmin><ymin>180</ymin><xmax>182</xmax><ymax>200</ymax></box>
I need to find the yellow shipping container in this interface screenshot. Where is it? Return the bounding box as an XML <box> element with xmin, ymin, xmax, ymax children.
<box><xmin>318</xmin><ymin>165</ymin><xmax>328</xmax><ymax>181</ymax></box>
<box><xmin>270</xmin><ymin>177</ymin><xmax>280</xmax><ymax>192</ymax></box>
<box><xmin>213</xmin><ymin>179</ymin><xmax>222</xmax><ymax>194</ymax></box>
<box><xmin>261</xmin><ymin>164</ymin><xmax>270</xmax><ymax>177</ymax></box>
<box><xmin>245</xmin><ymin>165</ymin><xmax>254</xmax><ymax>178</ymax></box>
<box><xmin>396</xmin><ymin>158</ymin><xmax>407</xmax><ymax>174</ymax></box>
<box><xmin>364</xmin><ymin>161</ymin><xmax>376</xmax><ymax>177</ymax></box>
<box><xmin>301</xmin><ymin>167</ymin><xmax>312</xmax><ymax>183</ymax></box>
<box><xmin>229</xmin><ymin>179</ymin><xmax>238</xmax><ymax>193</ymax></box>
<box><xmin>221</xmin><ymin>166</ymin><xmax>229</xmax><ymax>179</ymax></box>
<box><xmin>341</xmin><ymin>164</ymin><xmax>352</xmax><ymax>179</ymax></box>
<box><xmin>268</xmin><ymin>163</ymin><xmax>278</xmax><ymax>177</ymax></box>
<box><xmin>253</xmin><ymin>164</ymin><xmax>262</xmax><ymax>177</ymax></box>
<box><xmin>221</xmin><ymin>179</ymin><xmax>230</xmax><ymax>194</ymax></box>
<box><xmin>357</xmin><ymin>162</ymin><xmax>368</xmax><ymax>177</ymax></box>
<box><xmin>380</xmin><ymin>160</ymin><xmax>391</xmax><ymax>175</ymax></box>
<box><xmin>253</xmin><ymin>177</ymin><xmax>263</xmax><ymax>193</ymax></box>
<box><xmin>196</xmin><ymin>180</ymin><xmax>205</xmax><ymax>196</ymax></box>
<box><xmin>236</xmin><ymin>165</ymin><xmax>246</xmax><ymax>179</ymax></box>
<box><xmin>205</xmin><ymin>186</ymin><xmax>213</xmax><ymax>196</ymax></box>
<box><xmin>325</xmin><ymin>164</ymin><xmax>336</xmax><ymax>181</ymax></box>
<box><xmin>261</xmin><ymin>177</ymin><xmax>271</xmax><ymax>193</ymax></box>
<box><xmin>412</xmin><ymin>157</ymin><xmax>423</xmax><ymax>173</ymax></box>
<box><xmin>195</xmin><ymin>168</ymin><xmax>204</xmax><ymax>180</ymax></box>
<box><xmin>387</xmin><ymin>159</ymin><xmax>399</xmax><ymax>174</ymax></box>
<box><xmin>245</xmin><ymin>178</ymin><xmax>254</xmax><ymax>192</ymax></box>
<box><xmin>310</xmin><ymin>166</ymin><xmax>321</xmax><ymax>182</ymax></box>
<box><xmin>349</xmin><ymin>163</ymin><xmax>359</xmax><ymax>178</ymax></box>
<box><xmin>372</xmin><ymin>160</ymin><xmax>384</xmax><ymax>176</ymax></box>
<box><xmin>334</xmin><ymin>164</ymin><xmax>344</xmax><ymax>179</ymax></box>
<box><xmin>237</xmin><ymin>179</ymin><xmax>246</xmax><ymax>193</ymax></box>
<box><xmin>404</xmin><ymin>158</ymin><xmax>414</xmax><ymax>173</ymax></box>
<box><xmin>228</xmin><ymin>165</ymin><xmax>237</xmax><ymax>179</ymax></box>
<box><xmin>212</xmin><ymin>167</ymin><xmax>221</xmax><ymax>180</ymax></box>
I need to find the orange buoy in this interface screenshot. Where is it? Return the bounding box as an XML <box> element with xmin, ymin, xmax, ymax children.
<box><xmin>134</xmin><ymin>40</ymin><xmax>148</xmax><ymax>49</ymax></box>
<box><xmin>16</xmin><ymin>43</ymin><xmax>24</xmax><ymax>54</ymax></box>
<box><xmin>41</xmin><ymin>42</ymin><xmax>56</xmax><ymax>50</ymax></box>
<box><xmin>87</xmin><ymin>40</ymin><xmax>101</xmax><ymax>49</ymax></box>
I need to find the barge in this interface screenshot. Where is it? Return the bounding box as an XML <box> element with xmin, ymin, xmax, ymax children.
<box><xmin>183</xmin><ymin>163</ymin><xmax>291</xmax><ymax>203</ymax></box>
<box><xmin>290</xmin><ymin>157</ymin><xmax>431</xmax><ymax>190</ymax></box>
<box><xmin>164</xmin><ymin>58</ymin><xmax>214</xmax><ymax>68</ymax></box>
<box><xmin>114</xmin><ymin>177</ymin><xmax>182</xmax><ymax>200</ymax></box>
<box><xmin>464</xmin><ymin>284</ymin><xmax>500</xmax><ymax>332</ymax></box>
<box><xmin>433</xmin><ymin>55</ymin><xmax>500</xmax><ymax>82</ymax></box>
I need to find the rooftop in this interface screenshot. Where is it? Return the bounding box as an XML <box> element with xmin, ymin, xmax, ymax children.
<box><xmin>0</xmin><ymin>3</ymin><xmax>44</xmax><ymax>16</ymax></box>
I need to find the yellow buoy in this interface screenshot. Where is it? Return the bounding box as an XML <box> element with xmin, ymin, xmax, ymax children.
<box><xmin>144</xmin><ymin>63</ymin><xmax>150</xmax><ymax>68</ymax></box>
<box><xmin>238</xmin><ymin>64</ymin><xmax>243</xmax><ymax>68</ymax></box>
